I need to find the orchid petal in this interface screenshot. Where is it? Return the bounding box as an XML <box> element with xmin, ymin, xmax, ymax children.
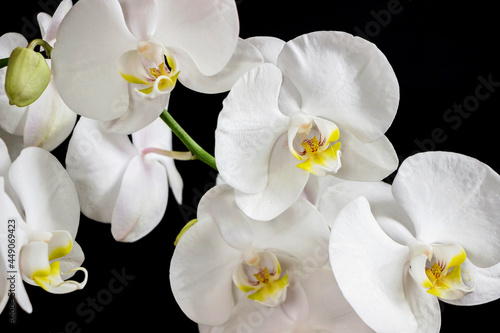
<box><xmin>334</xmin><ymin>129</ymin><xmax>398</xmax><ymax>181</ymax></box>
<box><xmin>246</xmin><ymin>36</ymin><xmax>286</xmax><ymax>65</ymax></box>
<box><xmin>37</xmin><ymin>0</ymin><xmax>73</xmax><ymax>45</ymax></box>
<box><xmin>0</xmin><ymin>128</ymin><xmax>23</xmax><ymax>161</ymax></box>
<box><xmin>234</xmin><ymin>134</ymin><xmax>309</xmax><ymax>221</ymax></box>
<box><xmin>101</xmin><ymin>82</ymin><xmax>171</xmax><ymax>134</ymax></box>
<box><xmin>52</xmin><ymin>0</ymin><xmax>136</xmax><ymax>121</ymax></box>
<box><xmin>196</xmin><ymin>185</ymin><xmax>253</xmax><ymax>250</ymax></box>
<box><xmin>303</xmin><ymin>267</ymin><xmax>375</xmax><ymax>332</ymax></box>
<box><xmin>132</xmin><ymin>117</ymin><xmax>172</xmax><ymax>152</ymax></box>
<box><xmin>154</xmin><ymin>0</ymin><xmax>239</xmax><ymax>76</ymax></box>
<box><xmin>277</xmin><ymin>31</ymin><xmax>399</xmax><ymax>142</ymax></box>
<box><xmin>23</xmin><ymin>62</ymin><xmax>77</xmax><ymax>151</ymax></box>
<box><xmin>9</xmin><ymin>147</ymin><xmax>80</xmax><ymax>237</ymax></box>
<box><xmin>215</xmin><ymin>63</ymin><xmax>289</xmax><ymax>193</ymax></box>
<box><xmin>250</xmin><ymin>196</ymin><xmax>330</xmax><ymax>262</ymax></box>
<box><xmin>170</xmin><ymin>214</ymin><xmax>241</xmax><ymax>326</ymax></box>
<box><xmin>329</xmin><ymin>197</ymin><xmax>417</xmax><ymax>333</ymax></box>
<box><xmin>132</xmin><ymin>117</ymin><xmax>183</xmax><ymax>204</ymax></box>
<box><xmin>392</xmin><ymin>152</ymin><xmax>500</xmax><ymax>267</ymax></box>
<box><xmin>118</xmin><ymin>0</ymin><xmax>157</xmax><ymax>40</ymax></box>
<box><xmin>111</xmin><ymin>155</ymin><xmax>168</xmax><ymax>242</ymax></box>
<box><xmin>66</xmin><ymin>118</ymin><xmax>136</xmax><ymax>222</ymax></box>
<box><xmin>319</xmin><ymin>180</ymin><xmax>415</xmax><ymax>245</ymax></box>
<box><xmin>177</xmin><ymin>38</ymin><xmax>264</xmax><ymax>94</ymax></box>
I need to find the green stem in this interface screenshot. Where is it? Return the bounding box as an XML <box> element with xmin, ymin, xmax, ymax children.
<box><xmin>0</xmin><ymin>57</ymin><xmax>8</xmax><ymax>69</ymax></box>
<box><xmin>160</xmin><ymin>109</ymin><xmax>217</xmax><ymax>171</ymax></box>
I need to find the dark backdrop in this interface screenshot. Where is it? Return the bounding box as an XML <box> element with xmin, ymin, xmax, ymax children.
<box><xmin>1</xmin><ymin>0</ymin><xmax>499</xmax><ymax>332</ymax></box>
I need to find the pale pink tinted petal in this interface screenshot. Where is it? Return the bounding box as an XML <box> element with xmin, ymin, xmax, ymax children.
<box><xmin>66</xmin><ymin>118</ymin><xmax>136</xmax><ymax>223</ymax></box>
<box><xmin>111</xmin><ymin>156</ymin><xmax>168</xmax><ymax>242</ymax></box>
<box><xmin>9</xmin><ymin>147</ymin><xmax>80</xmax><ymax>237</ymax></box>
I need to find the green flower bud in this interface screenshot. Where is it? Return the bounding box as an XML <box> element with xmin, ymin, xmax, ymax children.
<box><xmin>4</xmin><ymin>46</ymin><xmax>51</xmax><ymax>107</ymax></box>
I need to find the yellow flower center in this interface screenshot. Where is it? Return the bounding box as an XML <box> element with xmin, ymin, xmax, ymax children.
<box><xmin>288</xmin><ymin>116</ymin><xmax>342</xmax><ymax>176</ymax></box>
<box><xmin>232</xmin><ymin>250</ymin><xmax>289</xmax><ymax>307</ymax></box>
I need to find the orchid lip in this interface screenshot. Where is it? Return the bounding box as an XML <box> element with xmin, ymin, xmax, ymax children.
<box><xmin>287</xmin><ymin>115</ymin><xmax>342</xmax><ymax>176</ymax></box>
<box><xmin>118</xmin><ymin>40</ymin><xmax>179</xmax><ymax>97</ymax></box>
<box><xmin>233</xmin><ymin>249</ymin><xmax>289</xmax><ymax>307</ymax></box>
<box><xmin>409</xmin><ymin>243</ymin><xmax>475</xmax><ymax>301</ymax></box>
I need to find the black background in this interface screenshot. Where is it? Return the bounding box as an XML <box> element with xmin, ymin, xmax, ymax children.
<box><xmin>1</xmin><ymin>0</ymin><xmax>500</xmax><ymax>332</ymax></box>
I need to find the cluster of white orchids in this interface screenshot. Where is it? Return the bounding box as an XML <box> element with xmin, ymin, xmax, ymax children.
<box><xmin>1</xmin><ymin>0</ymin><xmax>500</xmax><ymax>332</ymax></box>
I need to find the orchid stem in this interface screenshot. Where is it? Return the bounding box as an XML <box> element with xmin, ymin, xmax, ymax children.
<box><xmin>160</xmin><ymin>109</ymin><xmax>218</xmax><ymax>171</ymax></box>
<box><xmin>0</xmin><ymin>57</ymin><xmax>8</xmax><ymax>69</ymax></box>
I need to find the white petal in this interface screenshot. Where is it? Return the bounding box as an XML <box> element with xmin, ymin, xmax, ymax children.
<box><xmin>23</xmin><ymin>67</ymin><xmax>77</xmax><ymax>151</ymax></box>
<box><xmin>302</xmin><ymin>267</ymin><xmax>375</xmax><ymax>332</ymax></box>
<box><xmin>100</xmin><ymin>83</ymin><xmax>171</xmax><ymax>134</ymax></box>
<box><xmin>329</xmin><ymin>197</ymin><xmax>417</xmax><ymax>333</ymax></box>
<box><xmin>319</xmin><ymin>179</ymin><xmax>415</xmax><ymax>245</ymax></box>
<box><xmin>52</xmin><ymin>0</ymin><xmax>137</xmax><ymax>121</ymax></box>
<box><xmin>392</xmin><ymin>151</ymin><xmax>500</xmax><ymax>268</ymax></box>
<box><xmin>132</xmin><ymin>117</ymin><xmax>173</xmax><ymax>152</ymax></box>
<box><xmin>111</xmin><ymin>156</ymin><xmax>168</xmax><ymax>242</ymax></box>
<box><xmin>37</xmin><ymin>0</ymin><xmax>73</xmax><ymax>45</ymax></box>
<box><xmin>170</xmin><ymin>212</ymin><xmax>241</xmax><ymax>326</ymax></box>
<box><xmin>277</xmin><ymin>31</ymin><xmax>399</xmax><ymax>142</ymax></box>
<box><xmin>66</xmin><ymin>118</ymin><xmax>136</xmax><ymax>222</ymax></box>
<box><xmin>155</xmin><ymin>0</ymin><xmax>239</xmax><ymax>76</ymax></box>
<box><xmin>246</xmin><ymin>36</ymin><xmax>286</xmax><ymax>65</ymax></box>
<box><xmin>234</xmin><ymin>134</ymin><xmax>309</xmax><ymax>221</ymax></box>
<box><xmin>335</xmin><ymin>129</ymin><xmax>398</xmax><ymax>181</ymax></box>
<box><xmin>196</xmin><ymin>185</ymin><xmax>253</xmax><ymax>250</ymax></box>
<box><xmin>9</xmin><ymin>147</ymin><xmax>80</xmax><ymax>237</ymax></box>
<box><xmin>118</xmin><ymin>0</ymin><xmax>157</xmax><ymax>40</ymax></box>
<box><xmin>177</xmin><ymin>38</ymin><xmax>264</xmax><ymax>94</ymax></box>
<box><xmin>250</xmin><ymin>196</ymin><xmax>330</xmax><ymax>262</ymax></box>
<box><xmin>215</xmin><ymin>63</ymin><xmax>289</xmax><ymax>194</ymax></box>
<box><xmin>0</xmin><ymin>128</ymin><xmax>23</xmax><ymax>162</ymax></box>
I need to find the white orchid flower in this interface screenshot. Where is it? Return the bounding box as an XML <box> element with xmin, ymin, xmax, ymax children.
<box><xmin>0</xmin><ymin>0</ymin><xmax>76</xmax><ymax>159</ymax></box>
<box><xmin>0</xmin><ymin>140</ymin><xmax>87</xmax><ymax>314</ymax></box>
<box><xmin>198</xmin><ymin>265</ymin><xmax>374</xmax><ymax>333</ymax></box>
<box><xmin>327</xmin><ymin>152</ymin><xmax>500</xmax><ymax>333</ymax></box>
<box><xmin>215</xmin><ymin>31</ymin><xmax>399</xmax><ymax>221</ymax></box>
<box><xmin>170</xmin><ymin>184</ymin><xmax>330</xmax><ymax>327</ymax></box>
<box><xmin>51</xmin><ymin>0</ymin><xmax>239</xmax><ymax>134</ymax></box>
<box><xmin>65</xmin><ymin>117</ymin><xmax>183</xmax><ymax>242</ymax></box>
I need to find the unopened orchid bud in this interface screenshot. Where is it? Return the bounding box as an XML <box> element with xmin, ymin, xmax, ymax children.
<box><xmin>4</xmin><ymin>46</ymin><xmax>51</xmax><ymax>107</ymax></box>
